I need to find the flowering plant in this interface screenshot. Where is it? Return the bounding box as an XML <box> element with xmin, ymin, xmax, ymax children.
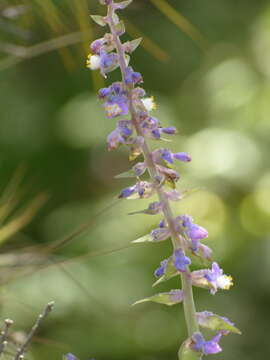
<box><xmin>87</xmin><ymin>0</ymin><xmax>241</xmax><ymax>358</ymax></box>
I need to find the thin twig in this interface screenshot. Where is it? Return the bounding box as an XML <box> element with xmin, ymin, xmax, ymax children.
<box><xmin>0</xmin><ymin>318</ymin><xmax>14</xmax><ymax>356</ymax></box>
<box><xmin>14</xmin><ymin>302</ymin><xmax>54</xmax><ymax>360</ymax></box>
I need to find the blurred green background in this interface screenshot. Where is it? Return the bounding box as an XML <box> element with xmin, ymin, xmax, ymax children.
<box><xmin>0</xmin><ymin>0</ymin><xmax>270</xmax><ymax>359</ymax></box>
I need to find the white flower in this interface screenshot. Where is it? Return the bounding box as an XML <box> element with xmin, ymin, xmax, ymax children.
<box><xmin>216</xmin><ymin>275</ymin><xmax>233</xmax><ymax>290</ymax></box>
<box><xmin>86</xmin><ymin>54</ymin><xmax>101</xmax><ymax>70</ymax></box>
<box><xmin>142</xmin><ymin>96</ymin><xmax>156</xmax><ymax>112</ymax></box>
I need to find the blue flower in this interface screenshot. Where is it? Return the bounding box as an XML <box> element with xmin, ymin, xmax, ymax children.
<box><xmin>99</xmin><ymin>49</ymin><xmax>119</xmax><ymax>77</ymax></box>
<box><xmin>161</xmin><ymin>127</ymin><xmax>177</xmax><ymax>135</ymax></box>
<box><xmin>64</xmin><ymin>354</ymin><xmax>79</xmax><ymax>360</ymax></box>
<box><xmin>191</xmin><ymin>332</ymin><xmax>222</xmax><ymax>355</ymax></box>
<box><xmin>107</xmin><ymin>129</ymin><xmax>125</xmax><ymax>150</ymax></box>
<box><xmin>153</xmin><ymin>149</ymin><xmax>191</xmax><ymax>165</ymax></box>
<box><xmin>104</xmin><ymin>94</ymin><xmax>129</xmax><ymax>118</ymax></box>
<box><xmin>159</xmin><ymin>219</ymin><xmax>166</xmax><ymax>228</ymax></box>
<box><xmin>178</xmin><ymin>215</ymin><xmax>208</xmax><ymax>244</ymax></box>
<box><xmin>118</xmin><ymin>181</ymin><xmax>154</xmax><ymax>199</ymax></box>
<box><xmin>173</xmin><ymin>249</ymin><xmax>191</xmax><ymax>272</ymax></box>
<box><xmin>98</xmin><ymin>87</ymin><xmax>112</xmax><ymax>98</ymax></box>
<box><xmin>154</xmin><ymin>259</ymin><xmax>168</xmax><ymax>277</ymax></box>
<box><xmin>124</xmin><ymin>66</ymin><xmax>143</xmax><ymax>85</ymax></box>
<box><xmin>118</xmin><ymin>185</ymin><xmax>137</xmax><ymax>198</ymax></box>
<box><xmin>173</xmin><ymin>152</ymin><xmax>192</xmax><ymax>162</ymax></box>
<box><xmin>160</xmin><ymin>149</ymin><xmax>174</xmax><ymax>164</ymax></box>
<box><xmin>118</xmin><ymin>120</ymin><xmax>133</xmax><ymax>136</ymax></box>
<box><xmin>205</xmin><ymin>262</ymin><xmax>233</xmax><ymax>295</ymax></box>
<box><xmin>90</xmin><ymin>38</ymin><xmax>105</xmax><ymax>54</ymax></box>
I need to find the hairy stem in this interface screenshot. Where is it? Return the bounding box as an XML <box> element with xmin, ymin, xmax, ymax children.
<box><xmin>107</xmin><ymin>2</ymin><xmax>199</xmax><ymax>340</ymax></box>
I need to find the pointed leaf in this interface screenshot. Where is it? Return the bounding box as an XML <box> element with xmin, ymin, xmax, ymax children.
<box><xmin>115</xmin><ymin>20</ymin><xmax>125</xmax><ymax>35</ymax></box>
<box><xmin>129</xmin><ymin>38</ymin><xmax>142</xmax><ymax>51</ymax></box>
<box><xmin>178</xmin><ymin>340</ymin><xmax>202</xmax><ymax>360</ymax></box>
<box><xmin>123</xmin><ymin>38</ymin><xmax>142</xmax><ymax>53</ymax></box>
<box><xmin>90</xmin><ymin>15</ymin><xmax>107</xmax><ymax>26</ymax></box>
<box><xmin>133</xmin><ymin>290</ymin><xmax>184</xmax><ymax>306</ymax></box>
<box><xmin>115</xmin><ymin>0</ymin><xmax>133</xmax><ymax>9</ymax></box>
<box><xmin>128</xmin><ymin>210</ymin><xmax>146</xmax><ymax>215</ymax></box>
<box><xmin>131</xmin><ymin>234</ymin><xmax>153</xmax><ymax>243</ymax></box>
<box><xmin>114</xmin><ymin>169</ymin><xmax>136</xmax><ymax>179</ymax></box>
<box><xmin>196</xmin><ymin>311</ymin><xmax>241</xmax><ymax>335</ymax></box>
<box><xmin>112</xmin><ymin>12</ymin><xmax>120</xmax><ymax>24</ymax></box>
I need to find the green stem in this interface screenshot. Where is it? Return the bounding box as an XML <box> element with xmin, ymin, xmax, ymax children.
<box><xmin>107</xmin><ymin>0</ymin><xmax>199</xmax><ymax>343</ymax></box>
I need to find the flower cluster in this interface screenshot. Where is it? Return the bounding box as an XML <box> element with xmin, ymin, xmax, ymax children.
<box><xmin>88</xmin><ymin>1</ymin><xmax>240</xmax><ymax>359</ymax></box>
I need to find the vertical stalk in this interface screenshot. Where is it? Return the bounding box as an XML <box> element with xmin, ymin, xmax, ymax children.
<box><xmin>107</xmin><ymin>2</ymin><xmax>199</xmax><ymax>339</ymax></box>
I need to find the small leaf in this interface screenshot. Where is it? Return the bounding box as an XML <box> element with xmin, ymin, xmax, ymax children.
<box><xmin>90</xmin><ymin>15</ymin><xmax>107</xmax><ymax>26</ymax></box>
<box><xmin>129</xmin><ymin>37</ymin><xmax>142</xmax><ymax>52</ymax></box>
<box><xmin>114</xmin><ymin>169</ymin><xmax>136</xmax><ymax>179</ymax></box>
<box><xmin>112</xmin><ymin>12</ymin><xmax>120</xmax><ymax>24</ymax></box>
<box><xmin>131</xmin><ymin>234</ymin><xmax>152</xmax><ymax>243</ymax></box>
<box><xmin>178</xmin><ymin>340</ymin><xmax>202</xmax><ymax>360</ymax></box>
<box><xmin>123</xmin><ymin>38</ymin><xmax>142</xmax><ymax>53</ymax></box>
<box><xmin>115</xmin><ymin>0</ymin><xmax>133</xmax><ymax>9</ymax></box>
<box><xmin>115</xmin><ymin>20</ymin><xmax>125</xmax><ymax>35</ymax></box>
<box><xmin>196</xmin><ymin>311</ymin><xmax>241</xmax><ymax>335</ymax></box>
<box><xmin>133</xmin><ymin>290</ymin><xmax>184</xmax><ymax>306</ymax></box>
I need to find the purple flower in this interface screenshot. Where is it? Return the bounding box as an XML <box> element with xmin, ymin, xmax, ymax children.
<box><xmin>98</xmin><ymin>87</ymin><xmax>112</xmax><ymax>98</ymax></box>
<box><xmin>104</xmin><ymin>94</ymin><xmax>129</xmax><ymax>118</ymax></box>
<box><xmin>154</xmin><ymin>259</ymin><xmax>168</xmax><ymax>277</ymax></box>
<box><xmin>159</xmin><ymin>219</ymin><xmax>166</xmax><ymax>228</ymax></box>
<box><xmin>118</xmin><ymin>185</ymin><xmax>136</xmax><ymax>198</ymax></box>
<box><xmin>153</xmin><ymin>149</ymin><xmax>191</xmax><ymax>165</ymax></box>
<box><xmin>173</xmin><ymin>249</ymin><xmax>191</xmax><ymax>272</ymax></box>
<box><xmin>189</xmin><ymin>225</ymin><xmax>208</xmax><ymax>241</ymax></box>
<box><xmin>119</xmin><ymin>181</ymin><xmax>154</xmax><ymax>199</ymax></box>
<box><xmin>118</xmin><ymin>120</ymin><xmax>133</xmax><ymax>136</ymax></box>
<box><xmin>178</xmin><ymin>215</ymin><xmax>208</xmax><ymax>242</ymax></box>
<box><xmin>161</xmin><ymin>127</ymin><xmax>177</xmax><ymax>135</ymax></box>
<box><xmin>191</xmin><ymin>263</ymin><xmax>233</xmax><ymax>294</ymax></box>
<box><xmin>90</xmin><ymin>38</ymin><xmax>105</xmax><ymax>54</ymax></box>
<box><xmin>160</xmin><ymin>149</ymin><xmax>174</xmax><ymax>164</ymax></box>
<box><xmin>110</xmin><ymin>82</ymin><xmax>125</xmax><ymax>94</ymax></box>
<box><xmin>191</xmin><ymin>332</ymin><xmax>222</xmax><ymax>355</ymax></box>
<box><xmin>140</xmin><ymin>116</ymin><xmax>161</xmax><ymax>139</ymax></box>
<box><xmin>125</xmin><ymin>66</ymin><xmax>143</xmax><ymax>85</ymax></box>
<box><xmin>173</xmin><ymin>152</ymin><xmax>192</xmax><ymax>162</ymax></box>
<box><xmin>64</xmin><ymin>354</ymin><xmax>79</xmax><ymax>360</ymax></box>
<box><xmin>107</xmin><ymin>129</ymin><xmax>125</xmax><ymax>150</ymax></box>
<box><xmin>205</xmin><ymin>262</ymin><xmax>233</xmax><ymax>295</ymax></box>
<box><xmin>204</xmin><ymin>333</ymin><xmax>222</xmax><ymax>355</ymax></box>
<box><xmin>151</xmin><ymin>128</ymin><xmax>161</xmax><ymax>139</ymax></box>
<box><xmin>99</xmin><ymin>49</ymin><xmax>119</xmax><ymax>77</ymax></box>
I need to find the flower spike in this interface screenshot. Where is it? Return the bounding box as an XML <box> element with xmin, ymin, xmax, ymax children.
<box><xmin>88</xmin><ymin>1</ymin><xmax>240</xmax><ymax>358</ymax></box>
